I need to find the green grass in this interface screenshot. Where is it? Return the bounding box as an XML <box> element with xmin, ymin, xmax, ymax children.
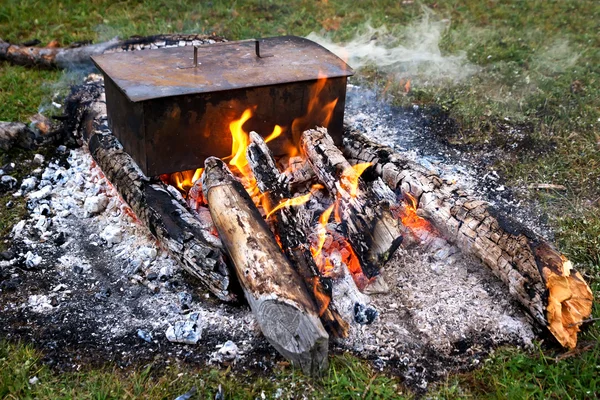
<box><xmin>1</xmin><ymin>0</ymin><xmax>599</xmax><ymax>397</ymax></box>
<box><xmin>0</xmin><ymin>341</ymin><xmax>405</xmax><ymax>399</ymax></box>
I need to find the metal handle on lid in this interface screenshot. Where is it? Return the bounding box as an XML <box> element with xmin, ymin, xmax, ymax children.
<box><xmin>179</xmin><ymin>39</ymin><xmax>272</xmax><ymax>69</ymax></box>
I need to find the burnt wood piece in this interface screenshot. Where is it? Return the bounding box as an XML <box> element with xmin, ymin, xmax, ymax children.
<box><xmin>65</xmin><ymin>79</ymin><xmax>233</xmax><ymax>302</ymax></box>
<box><xmin>343</xmin><ymin>129</ymin><xmax>593</xmax><ymax>349</ymax></box>
<box><xmin>300</xmin><ymin>127</ymin><xmax>403</xmax><ymax>279</ymax></box>
<box><xmin>0</xmin><ymin>34</ymin><xmax>226</xmax><ymax>69</ymax></box>
<box><xmin>0</xmin><ymin>122</ymin><xmax>36</xmax><ymax>150</ymax></box>
<box><xmin>202</xmin><ymin>157</ymin><xmax>329</xmax><ymax>376</ymax></box>
<box><xmin>246</xmin><ymin>131</ymin><xmax>349</xmax><ymax>338</ymax></box>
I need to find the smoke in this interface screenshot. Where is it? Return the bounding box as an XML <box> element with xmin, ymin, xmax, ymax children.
<box><xmin>306</xmin><ymin>14</ymin><xmax>478</xmax><ymax>87</ymax></box>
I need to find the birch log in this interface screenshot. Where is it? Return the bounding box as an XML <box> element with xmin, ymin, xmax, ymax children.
<box><xmin>202</xmin><ymin>157</ymin><xmax>329</xmax><ymax>375</ymax></box>
<box><xmin>343</xmin><ymin>128</ymin><xmax>593</xmax><ymax>349</ymax></box>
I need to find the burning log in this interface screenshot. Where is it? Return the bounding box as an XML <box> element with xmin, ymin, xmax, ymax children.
<box><xmin>202</xmin><ymin>157</ymin><xmax>329</xmax><ymax>376</ymax></box>
<box><xmin>0</xmin><ymin>122</ymin><xmax>36</xmax><ymax>151</ymax></box>
<box><xmin>343</xmin><ymin>129</ymin><xmax>594</xmax><ymax>349</ymax></box>
<box><xmin>64</xmin><ymin>78</ymin><xmax>234</xmax><ymax>302</ymax></box>
<box><xmin>0</xmin><ymin>34</ymin><xmax>225</xmax><ymax>69</ymax></box>
<box><xmin>300</xmin><ymin>127</ymin><xmax>403</xmax><ymax>279</ymax></box>
<box><xmin>246</xmin><ymin>131</ymin><xmax>349</xmax><ymax>338</ymax></box>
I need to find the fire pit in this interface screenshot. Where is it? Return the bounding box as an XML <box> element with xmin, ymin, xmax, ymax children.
<box><xmin>0</xmin><ymin>34</ymin><xmax>592</xmax><ymax>384</ymax></box>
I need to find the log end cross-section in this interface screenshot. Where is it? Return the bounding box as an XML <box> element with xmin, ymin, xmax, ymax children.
<box><xmin>534</xmin><ymin>243</ymin><xmax>594</xmax><ymax>349</ymax></box>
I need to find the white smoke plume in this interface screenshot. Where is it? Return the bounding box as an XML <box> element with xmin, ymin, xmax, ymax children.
<box><xmin>307</xmin><ymin>14</ymin><xmax>478</xmax><ymax>87</ymax></box>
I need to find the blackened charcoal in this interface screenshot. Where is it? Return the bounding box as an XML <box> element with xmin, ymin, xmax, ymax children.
<box><xmin>54</xmin><ymin>232</ymin><xmax>67</xmax><ymax>246</ymax></box>
<box><xmin>0</xmin><ymin>250</ymin><xmax>15</xmax><ymax>260</ymax></box>
<box><xmin>146</xmin><ymin>272</ymin><xmax>158</xmax><ymax>281</ymax></box>
<box><xmin>354</xmin><ymin>302</ymin><xmax>378</xmax><ymax>325</ymax></box>
<box><xmin>0</xmin><ymin>277</ymin><xmax>21</xmax><ymax>291</ymax></box>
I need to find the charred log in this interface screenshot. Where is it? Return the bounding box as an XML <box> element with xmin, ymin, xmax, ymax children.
<box><xmin>0</xmin><ymin>122</ymin><xmax>36</xmax><ymax>151</ymax></box>
<box><xmin>343</xmin><ymin>128</ymin><xmax>593</xmax><ymax>349</ymax></box>
<box><xmin>301</xmin><ymin>127</ymin><xmax>403</xmax><ymax>279</ymax></box>
<box><xmin>0</xmin><ymin>34</ymin><xmax>225</xmax><ymax>69</ymax></box>
<box><xmin>202</xmin><ymin>157</ymin><xmax>329</xmax><ymax>376</ymax></box>
<box><xmin>246</xmin><ymin>131</ymin><xmax>349</xmax><ymax>338</ymax></box>
<box><xmin>64</xmin><ymin>78</ymin><xmax>234</xmax><ymax>302</ymax></box>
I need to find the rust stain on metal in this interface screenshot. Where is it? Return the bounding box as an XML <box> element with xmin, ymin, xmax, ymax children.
<box><xmin>92</xmin><ymin>36</ymin><xmax>353</xmax><ymax>103</ymax></box>
<box><xmin>92</xmin><ymin>36</ymin><xmax>353</xmax><ymax>177</ymax></box>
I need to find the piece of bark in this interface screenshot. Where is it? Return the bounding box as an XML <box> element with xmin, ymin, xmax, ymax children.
<box><xmin>246</xmin><ymin>131</ymin><xmax>349</xmax><ymax>338</ymax></box>
<box><xmin>0</xmin><ymin>34</ymin><xmax>225</xmax><ymax>69</ymax></box>
<box><xmin>64</xmin><ymin>78</ymin><xmax>233</xmax><ymax>302</ymax></box>
<box><xmin>202</xmin><ymin>157</ymin><xmax>329</xmax><ymax>376</ymax></box>
<box><xmin>0</xmin><ymin>122</ymin><xmax>36</xmax><ymax>151</ymax></box>
<box><xmin>343</xmin><ymin>128</ymin><xmax>594</xmax><ymax>349</ymax></box>
<box><xmin>301</xmin><ymin>127</ymin><xmax>403</xmax><ymax>279</ymax></box>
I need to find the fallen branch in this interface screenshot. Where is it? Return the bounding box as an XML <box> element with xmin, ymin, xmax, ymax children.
<box><xmin>0</xmin><ymin>34</ymin><xmax>225</xmax><ymax>69</ymax></box>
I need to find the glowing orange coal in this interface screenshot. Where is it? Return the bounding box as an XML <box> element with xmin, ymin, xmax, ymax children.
<box><xmin>397</xmin><ymin>193</ymin><xmax>435</xmax><ymax>235</ymax></box>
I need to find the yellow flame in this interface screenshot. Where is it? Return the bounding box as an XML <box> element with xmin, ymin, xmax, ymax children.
<box><xmin>191</xmin><ymin>168</ymin><xmax>203</xmax><ymax>183</ymax></box>
<box><xmin>264</xmin><ymin>125</ymin><xmax>283</xmax><ymax>143</ymax></box>
<box><xmin>266</xmin><ymin>192</ymin><xmax>312</xmax><ymax>218</ymax></box>
<box><xmin>229</xmin><ymin>108</ymin><xmax>253</xmax><ymax>171</ymax></box>
<box><xmin>341</xmin><ymin>162</ymin><xmax>372</xmax><ymax>198</ymax></box>
<box><xmin>311</xmin><ymin>204</ymin><xmax>334</xmax><ymax>262</ymax></box>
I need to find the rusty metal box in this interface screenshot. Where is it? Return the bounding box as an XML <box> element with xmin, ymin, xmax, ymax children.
<box><xmin>91</xmin><ymin>36</ymin><xmax>353</xmax><ymax>176</ymax></box>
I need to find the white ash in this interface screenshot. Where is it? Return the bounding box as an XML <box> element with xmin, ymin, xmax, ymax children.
<box><xmin>24</xmin><ymin>251</ymin><xmax>42</xmax><ymax>268</ymax></box>
<box><xmin>20</xmin><ymin>177</ymin><xmax>38</xmax><ymax>193</ymax></box>
<box><xmin>28</xmin><ymin>294</ymin><xmax>53</xmax><ymax>313</ymax></box>
<box><xmin>1</xmin><ymin>175</ymin><xmax>17</xmax><ymax>189</ymax></box>
<box><xmin>33</xmin><ymin>154</ymin><xmax>45</xmax><ymax>165</ymax></box>
<box><xmin>83</xmin><ymin>193</ymin><xmax>109</xmax><ymax>216</ymax></box>
<box><xmin>3</xmin><ymin>146</ymin><xmax>257</xmax><ymax>369</ymax></box>
<box><xmin>210</xmin><ymin>340</ymin><xmax>241</xmax><ymax>365</ymax></box>
<box><xmin>335</xmin><ymin>248</ymin><xmax>535</xmax><ymax>381</ymax></box>
<box><xmin>166</xmin><ymin>312</ymin><xmax>203</xmax><ymax>345</ymax></box>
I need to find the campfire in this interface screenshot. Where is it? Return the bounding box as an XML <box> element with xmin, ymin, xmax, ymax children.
<box><xmin>4</xmin><ymin>35</ymin><xmax>590</xmax><ymax>378</ymax></box>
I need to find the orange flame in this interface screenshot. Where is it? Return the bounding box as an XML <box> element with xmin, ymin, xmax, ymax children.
<box><xmin>340</xmin><ymin>162</ymin><xmax>372</xmax><ymax>198</ymax></box>
<box><xmin>312</xmin><ymin>276</ymin><xmax>331</xmax><ymax>316</ymax></box>
<box><xmin>291</xmin><ymin>72</ymin><xmax>339</xmax><ymax>139</ymax></box>
<box><xmin>398</xmin><ymin>193</ymin><xmax>435</xmax><ymax>234</ymax></box>
<box><xmin>169</xmin><ymin>168</ymin><xmax>204</xmax><ymax>195</ymax></box>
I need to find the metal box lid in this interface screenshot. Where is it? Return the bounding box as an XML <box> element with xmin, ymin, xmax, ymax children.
<box><xmin>91</xmin><ymin>36</ymin><xmax>353</xmax><ymax>103</ymax></box>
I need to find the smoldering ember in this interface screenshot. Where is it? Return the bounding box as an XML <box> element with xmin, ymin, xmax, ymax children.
<box><xmin>0</xmin><ymin>34</ymin><xmax>593</xmax><ymax>389</ymax></box>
